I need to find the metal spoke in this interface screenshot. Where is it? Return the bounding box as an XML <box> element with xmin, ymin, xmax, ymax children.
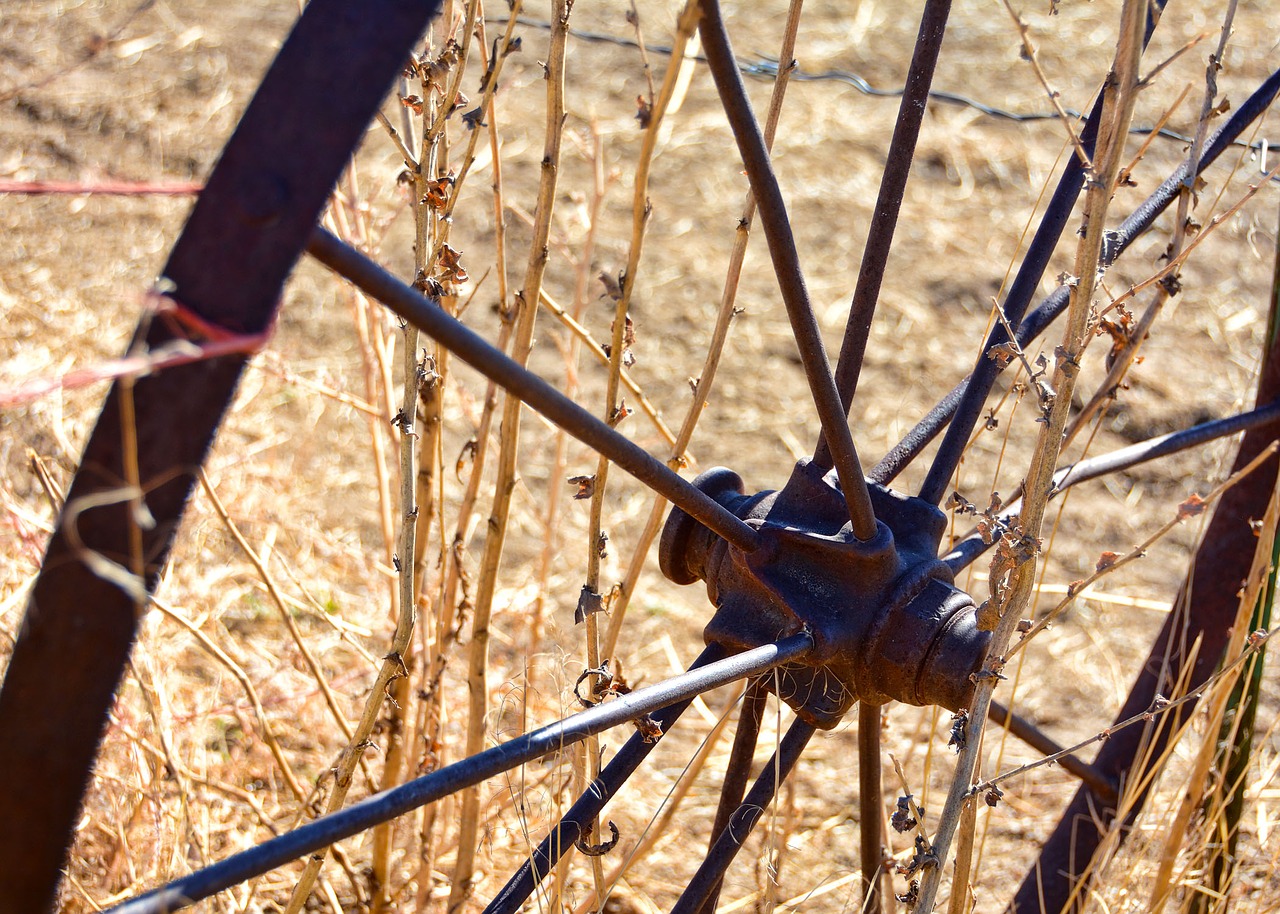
<box><xmin>916</xmin><ymin>1</ymin><xmax>1172</xmax><ymax>505</ymax></box>
<box><xmin>695</xmin><ymin>678</ymin><xmax>770</xmax><ymax>914</ymax></box>
<box><xmin>484</xmin><ymin>647</ymin><xmax>722</xmax><ymax>914</ymax></box>
<box><xmin>942</xmin><ymin>399</ymin><xmax>1280</xmax><ymax>572</ymax></box>
<box><xmin>669</xmin><ymin>717</ymin><xmax>818</xmax><ymax>914</ymax></box>
<box><xmin>874</xmin><ymin>64</ymin><xmax>1280</xmax><ymax>489</ymax></box>
<box><xmin>305</xmin><ymin>227</ymin><xmax>761</xmax><ymax>555</ymax></box>
<box><xmin>915</xmin><ymin>105</ymin><xmax>1101</xmax><ymax>506</ymax></box>
<box><xmin>697</xmin><ymin>0</ymin><xmax>878</xmax><ymax>541</ymax></box>
<box><xmin>858</xmin><ymin>703</ymin><xmax>885</xmax><ymax>914</ymax></box>
<box><xmin>815</xmin><ymin>0</ymin><xmax>953</xmax><ymax>472</ymax></box>
<box><xmin>107</xmin><ymin>637</ymin><xmax>813</xmax><ymax>914</ymax></box>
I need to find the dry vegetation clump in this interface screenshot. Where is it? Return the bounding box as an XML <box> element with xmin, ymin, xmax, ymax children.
<box><xmin>2</xmin><ymin>1</ymin><xmax>1280</xmax><ymax>912</ymax></box>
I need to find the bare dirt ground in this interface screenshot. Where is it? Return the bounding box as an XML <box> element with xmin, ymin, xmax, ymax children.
<box><xmin>3</xmin><ymin>1</ymin><xmax>1280</xmax><ymax>912</ymax></box>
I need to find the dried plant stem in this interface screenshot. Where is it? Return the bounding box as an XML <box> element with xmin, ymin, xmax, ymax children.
<box><xmin>973</xmin><ymin>627</ymin><xmax>1278</xmax><ymax>799</ymax></box>
<box><xmin>568</xmin><ymin>4</ymin><xmax>703</xmax><ymax>897</ymax></box>
<box><xmin>199</xmin><ymin>470</ymin><xmax>355</xmax><ymax>743</ymax></box>
<box><xmin>999</xmin><ymin>0</ymin><xmax>1091</xmax><ymax>171</ymax></box>
<box><xmin>415</xmin><ymin>26</ymin><xmax>517</xmax><ymax>901</ymax></box>
<box><xmin>449</xmin><ymin>4</ymin><xmax>570</xmax><ymax>909</ymax></box>
<box><xmin>538</xmin><ymin>289</ymin><xmax>676</xmax><ymax>446</ymax></box>
<box><xmin>423</xmin><ymin>0</ymin><xmax>480</xmax><ymax>145</ymax></box>
<box><xmin>946</xmin><ymin>797</ymin><xmax>976</xmax><ymax>914</ymax></box>
<box><xmin>438</xmin><ymin>0</ymin><xmax>525</xmax><ymax>229</ymax></box>
<box><xmin>1064</xmin><ymin>2</ymin><xmax>1238</xmax><ymax>450</ymax></box>
<box><xmin>284</xmin><ymin>158</ymin><xmax>430</xmax><ymax>913</ymax></box>
<box><xmin>326</xmin><ymin>199</ymin><xmax>397</xmax><ymax>560</ymax></box>
<box><xmin>376</xmin><ymin>109</ymin><xmax>418</xmax><ymax>171</ymax></box>
<box><xmin>532</xmin><ymin>126</ymin><xmax>607</xmax><ymax>650</ymax></box>
<box><xmin>914</xmin><ymin>5</ymin><xmax>1146</xmax><ymax>910</ymax></box>
<box><xmin>1152</xmin><ymin>470</ymin><xmax>1279</xmax><ymax>911</ymax></box>
<box><xmin>1105</xmin><ymin>161</ymin><xmax>1280</xmax><ymax>310</ymax></box>
<box><xmin>1008</xmin><ymin>444</ymin><xmax>1274</xmax><ymax>659</ymax></box>
<box><xmin>149</xmin><ymin>596</ymin><xmax>307</xmax><ymax>804</ymax></box>
<box><xmin>572</xmin><ymin>680</ymin><xmax>747</xmax><ymax>914</ymax></box>
<box><xmin>375</xmin><ymin>8</ymin><xmax>484</xmax><ymax>900</ymax></box>
<box><xmin>602</xmin><ymin>0</ymin><xmax>804</xmax><ymax>663</ymax></box>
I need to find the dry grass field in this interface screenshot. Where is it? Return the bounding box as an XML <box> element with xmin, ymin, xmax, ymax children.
<box><xmin>3</xmin><ymin>1</ymin><xmax>1280</xmax><ymax>912</ymax></box>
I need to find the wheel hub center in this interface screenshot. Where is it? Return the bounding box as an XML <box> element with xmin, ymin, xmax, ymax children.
<box><xmin>660</xmin><ymin>459</ymin><xmax>990</xmax><ymax>728</ymax></box>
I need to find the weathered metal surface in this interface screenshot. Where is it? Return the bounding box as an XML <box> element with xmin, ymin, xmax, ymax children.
<box><xmin>660</xmin><ymin>460</ymin><xmax>991</xmax><ymax>726</ymax></box>
<box><xmin>0</xmin><ymin>2</ymin><xmax>442</xmax><ymax>911</ymax></box>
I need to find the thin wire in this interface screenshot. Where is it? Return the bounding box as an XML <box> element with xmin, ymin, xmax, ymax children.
<box><xmin>500</xmin><ymin>16</ymin><xmax>1266</xmax><ymax>152</ymax></box>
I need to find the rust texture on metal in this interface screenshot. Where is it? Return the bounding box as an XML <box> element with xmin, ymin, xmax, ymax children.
<box><xmin>0</xmin><ymin>2</ymin><xmax>442</xmax><ymax>911</ymax></box>
<box><xmin>660</xmin><ymin>460</ymin><xmax>992</xmax><ymax>726</ymax></box>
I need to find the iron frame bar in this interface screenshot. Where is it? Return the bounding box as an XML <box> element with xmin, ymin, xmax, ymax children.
<box><xmin>697</xmin><ymin>0</ymin><xmax>879</xmax><ymax>541</ymax></box>
<box><xmin>942</xmin><ymin>399</ymin><xmax>1280</xmax><ymax>572</ymax></box>
<box><xmin>874</xmin><ymin>64</ymin><xmax>1280</xmax><ymax>487</ymax></box>
<box><xmin>108</xmin><ymin>636</ymin><xmax>812</xmax><ymax>914</ymax></box>
<box><xmin>306</xmin><ymin>227</ymin><xmax>761</xmax><ymax>555</ymax></box>
<box><xmin>0</xmin><ymin>3</ymin><xmax>445</xmax><ymax>911</ymax></box>
<box><xmin>669</xmin><ymin>717</ymin><xmax>818</xmax><ymax>914</ymax></box>
<box><xmin>816</xmin><ymin>0</ymin><xmax>954</xmax><ymax>473</ymax></box>
<box><xmin>483</xmin><ymin>647</ymin><xmax>722</xmax><ymax>914</ymax></box>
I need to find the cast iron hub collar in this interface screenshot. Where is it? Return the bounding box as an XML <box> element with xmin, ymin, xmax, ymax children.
<box><xmin>660</xmin><ymin>459</ymin><xmax>990</xmax><ymax>729</ymax></box>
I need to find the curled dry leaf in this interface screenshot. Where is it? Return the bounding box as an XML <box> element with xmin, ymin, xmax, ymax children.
<box><xmin>634</xmin><ymin>714</ymin><xmax>663</xmax><ymax>743</ymax></box>
<box><xmin>455</xmin><ymin>437</ymin><xmax>477</xmax><ymax>481</ymax></box>
<box><xmin>421</xmin><ymin>172</ymin><xmax>455</xmax><ymax>210</ymax></box>
<box><xmin>987</xmin><ymin>341</ymin><xmax>1020</xmax><ymax>368</ymax></box>
<box><xmin>891</xmin><ymin>796</ymin><xmax>917</xmax><ymax>833</ymax></box>
<box><xmin>575</xmin><ymin>585</ymin><xmax>604</xmax><ymax>624</ymax></box>
<box><xmin>635</xmin><ymin>94</ymin><xmax>653</xmax><ymax>128</ymax></box>
<box><xmin>436</xmin><ymin>243</ymin><xmax>468</xmax><ymax>284</ymax></box>
<box><xmin>598</xmin><ymin>270</ymin><xmax>622</xmax><ymax>301</ymax></box>
<box><xmin>948</xmin><ymin>709</ymin><xmax>970</xmax><ymax>752</ymax></box>
<box><xmin>609</xmin><ymin>399</ymin><xmax>632</xmax><ymax>427</ymax></box>
<box><xmin>1177</xmin><ymin>493</ymin><xmax>1206</xmax><ymax>520</ymax></box>
<box><xmin>575</xmin><ymin>820</ymin><xmax>620</xmax><ymax>856</ymax></box>
<box><xmin>567</xmin><ymin>474</ymin><xmax>595</xmax><ymax>499</ymax></box>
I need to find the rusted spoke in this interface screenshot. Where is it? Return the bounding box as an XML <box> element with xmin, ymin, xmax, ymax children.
<box><xmin>697</xmin><ymin>0</ymin><xmax>878</xmax><ymax>541</ymax></box>
<box><xmin>815</xmin><ymin>0</ymin><xmax>953</xmax><ymax>472</ymax></box>
<box><xmin>306</xmin><ymin>227</ymin><xmax>761</xmax><ymax>555</ymax></box>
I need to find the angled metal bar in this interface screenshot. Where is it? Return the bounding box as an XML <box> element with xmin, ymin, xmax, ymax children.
<box><xmin>816</xmin><ymin>0</ymin><xmax>953</xmax><ymax>472</ymax></box>
<box><xmin>915</xmin><ymin>98</ymin><xmax>1101</xmax><ymax>505</ymax></box>
<box><xmin>0</xmin><ymin>3</ymin><xmax>442</xmax><ymax>912</ymax></box>
<box><xmin>306</xmin><ymin>227</ymin><xmax>762</xmax><ymax>554</ymax></box>
<box><xmin>874</xmin><ymin>64</ymin><xmax>1280</xmax><ymax>487</ymax></box>
<box><xmin>109</xmin><ymin>636</ymin><xmax>812</xmax><ymax>914</ymax></box>
<box><xmin>697</xmin><ymin>0</ymin><xmax>878</xmax><ymax>542</ymax></box>
<box><xmin>915</xmin><ymin>0</ymin><xmax>1172</xmax><ymax>505</ymax></box>
<box><xmin>483</xmin><ymin>646</ymin><xmax>723</xmax><ymax>914</ymax></box>
<box><xmin>695</xmin><ymin>677</ymin><xmax>770</xmax><ymax>914</ymax></box>
<box><xmin>669</xmin><ymin>717</ymin><xmax>817</xmax><ymax>914</ymax></box>
<box><xmin>942</xmin><ymin>399</ymin><xmax>1280</xmax><ymax>572</ymax></box>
